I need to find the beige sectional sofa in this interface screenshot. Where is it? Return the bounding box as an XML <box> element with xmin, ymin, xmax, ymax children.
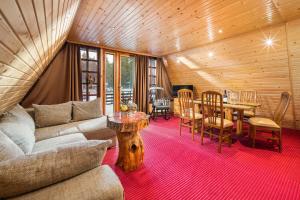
<box><xmin>27</xmin><ymin>108</ymin><xmax>117</xmax><ymax>147</ymax></box>
<box><xmin>0</xmin><ymin>104</ymin><xmax>124</xmax><ymax>200</ymax></box>
<box><xmin>26</xmin><ymin>108</ymin><xmax>117</xmax><ymax>147</ymax></box>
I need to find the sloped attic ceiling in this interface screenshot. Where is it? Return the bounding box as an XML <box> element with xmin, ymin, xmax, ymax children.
<box><xmin>68</xmin><ymin>0</ymin><xmax>300</xmax><ymax>56</ymax></box>
<box><xmin>0</xmin><ymin>0</ymin><xmax>81</xmax><ymax>113</ymax></box>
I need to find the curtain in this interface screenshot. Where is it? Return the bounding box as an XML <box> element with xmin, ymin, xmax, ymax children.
<box><xmin>134</xmin><ymin>55</ymin><xmax>149</xmax><ymax>113</ymax></box>
<box><xmin>156</xmin><ymin>57</ymin><xmax>172</xmax><ymax>99</ymax></box>
<box><xmin>21</xmin><ymin>43</ymin><xmax>82</xmax><ymax>107</ymax></box>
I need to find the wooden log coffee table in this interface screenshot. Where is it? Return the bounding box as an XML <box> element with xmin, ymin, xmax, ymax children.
<box><xmin>107</xmin><ymin>112</ymin><xmax>149</xmax><ymax>171</ymax></box>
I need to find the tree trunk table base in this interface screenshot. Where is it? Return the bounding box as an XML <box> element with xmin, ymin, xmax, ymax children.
<box><xmin>116</xmin><ymin>131</ymin><xmax>144</xmax><ymax>171</ymax></box>
<box><xmin>107</xmin><ymin>112</ymin><xmax>149</xmax><ymax>172</ymax></box>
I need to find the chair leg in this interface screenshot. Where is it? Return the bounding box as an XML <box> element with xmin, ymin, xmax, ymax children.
<box><xmin>252</xmin><ymin>126</ymin><xmax>256</xmax><ymax>148</ymax></box>
<box><xmin>249</xmin><ymin>124</ymin><xmax>254</xmax><ymax>145</ymax></box>
<box><xmin>198</xmin><ymin>120</ymin><xmax>202</xmax><ymax>134</ymax></box>
<box><xmin>192</xmin><ymin>121</ymin><xmax>195</xmax><ymax>141</ymax></box>
<box><xmin>248</xmin><ymin>124</ymin><xmax>251</xmax><ymax>139</ymax></box>
<box><xmin>228</xmin><ymin>127</ymin><xmax>232</xmax><ymax>147</ymax></box>
<box><xmin>279</xmin><ymin>128</ymin><xmax>282</xmax><ymax>153</ymax></box>
<box><xmin>201</xmin><ymin>122</ymin><xmax>204</xmax><ymax>145</ymax></box>
<box><xmin>179</xmin><ymin>119</ymin><xmax>182</xmax><ymax>136</ymax></box>
<box><xmin>218</xmin><ymin>130</ymin><xmax>223</xmax><ymax>153</ymax></box>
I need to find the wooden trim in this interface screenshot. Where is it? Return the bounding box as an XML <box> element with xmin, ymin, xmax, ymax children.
<box><xmin>115</xmin><ymin>52</ymin><xmax>121</xmax><ymax>112</ymax></box>
<box><xmin>101</xmin><ymin>49</ymin><xmax>106</xmax><ymax>115</ymax></box>
<box><xmin>67</xmin><ymin>40</ymin><xmax>160</xmax><ymax>57</ymax></box>
<box><xmin>284</xmin><ymin>22</ymin><xmax>297</xmax><ymax>129</ymax></box>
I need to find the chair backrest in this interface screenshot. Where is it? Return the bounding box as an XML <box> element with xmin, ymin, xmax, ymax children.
<box><xmin>202</xmin><ymin>91</ymin><xmax>223</xmax><ymax>127</ymax></box>
<box><xmin>227</xmin><ymin>90</ymin><xmax>239</xmax><ymax>104</ymax></box>
<box><xmin>178</xmin><ymin>89</ymin><xmax>194</xmax><ymax>119</ymax></box>
<box><xmin>239</xmin><ymin>90</ymin><xmax>257</xmax><ymax>104</ymax></box>
<box><xmin>273</xmin><ymin>92</ymin><xmax>291</xmax><ymax>125</ymax></box>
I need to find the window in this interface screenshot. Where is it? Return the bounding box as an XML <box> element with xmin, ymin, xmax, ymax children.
<box><xmin>121</xmin><ymin>55</ymin><xmax>135</xmax><ymax>104</ymax></box>
<box><xmin>105</xmin><ymin>53</ymin><xmax>115</xmax><ymax>115</ymax></box>
<box><xmin>148</xmin><ymin>58</ymin><xmax>157</xmax><ymax>88</ymax></box>
<box><xmin>148</xmin><ymin>58</ymin><xmax>157</xmax><ymax>102</ymax></box>
<box><xmin>80</xmin><ymin>47</ymin><xmax>100</xmax><ymax>101</ymax></box>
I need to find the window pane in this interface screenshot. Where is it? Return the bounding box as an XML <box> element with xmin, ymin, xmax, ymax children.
<box><xmin>80</xmin><ymin>49</ymin><xmax>87</xmax><ymax>59</ymax></box>
<box><xmin>89</xmin><ymin>96</ymin><xmax>97</xmax><ymax>101</ymax></box>
<box><xmin>82</xmin><ymin>72</ymin><xmax>87</xmax><ymax>84</ymax></box>
<box><xmin>88</xmin><ymin>49</ymin><xmax>97</xmax><ymax>60</ymax></box>
<box><xmin>87</xmin><ymin>73</ymin><xmax>98</xmax><ymax>84</ymax></box>
<box><xmin>121</xmin><ymin>56</ymin><xmax>135</xmax><ymax>103</ymax></box>
<box><xmin>105</xmin><ymin>53</ymin><xmax>114</xmax><ymax>115</ymax></box>
<box><xmin>89</xmin><ymin>61</ymin><xmax>98</xmax><ymax>72</ymax></box>
<box><xmin>150</xmin><ymin>68</ymin><xmax>156</xmax><ymax>75</ymax></box>
<box><xmin>88</xmin><ymin>84</ymin><xmax>97</xmax><ymax>95</ymax></box>
<box><xmin>82</xmin><ymin>85</ymin><xmax>87</xmax><ymax>95</ymax></box>
<box><xmin>81</xmin><ymin>60</ymin><xmax>87</xmax><ymax>71</ymax></box>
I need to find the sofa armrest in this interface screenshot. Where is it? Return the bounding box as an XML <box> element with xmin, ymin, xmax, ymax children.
<box><xmin>0</xmin><ymin>140</ymin><xmax>112</xmax><ymax>198</ymax></box>
<box><xmin>9</xmin><ymin>165</ymin><xmax>124</xmax><ymax>200</ymax></box>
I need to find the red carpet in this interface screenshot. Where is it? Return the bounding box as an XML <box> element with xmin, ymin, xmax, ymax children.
<box><xmin>103</xmin><ymin>117</ymin><xmax>300</xmax><ymax>200</ymax></box>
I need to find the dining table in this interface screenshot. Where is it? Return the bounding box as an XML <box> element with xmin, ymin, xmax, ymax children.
<box><xmin>193</xmin><ymin>99</ymin><xmax>261</xmax><ymax>135</ymax></box>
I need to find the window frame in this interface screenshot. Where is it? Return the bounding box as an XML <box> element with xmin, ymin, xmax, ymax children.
<box><xmin>120</xmin><ymin>54</ymin><xmax>136</xmax><ymax>104</ymax></box>
<box><xmin>148</xmin><ymin>57</ymin><xmax>158</xmax><ymax>102</ymax></box>
<box><xmin>79</xmin><ymin>46</ymin><xmax>101</xmax><ymax>101</ymax></box>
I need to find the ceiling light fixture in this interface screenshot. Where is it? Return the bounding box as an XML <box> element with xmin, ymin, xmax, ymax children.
<box><xmin>265</xmin><ymin>38</ymin><xmax>273</xmax><ymax>46</ymax></box>
<box><xmin>208</xmin><ymin>51</ymin><xmax>214</xmax><ymax>58</ymax></box>
<box><xmin>218</xmin><ymin>29</ymin><xmax>223</xmax><ymax>34</ymax></box>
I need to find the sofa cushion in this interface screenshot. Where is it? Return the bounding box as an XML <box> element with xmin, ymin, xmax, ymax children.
<box><xmin>32</xmin><ymin>133</ymin><xmax>87</xmax><ymax>153</ymax></box>
<box><xmin>0</xmin><ymin>140</ymin><xmax>112</xmax><ymax>198</ymax></box>
<box><xmin>10</xmin><ymin>105</ymin><xmax>35</xmax><ymax>131</ymax></box>
<box><xmin>84</xmin><ymin>127</ymin><xmax>117</xmax><ymax>147</ymax></box>
<box><xmin>0</xmin><ymin>130</ymin><xmax>24</xmax><ymax>162</ymax></box>
<box><xmin>35</xmin><ymin>117</ymin><xmax>116</xmax><ymax>144</ymax></box>
<box><xmin>0</xmin><ymin>110</ymin><xmax>35</xmax><ymax>154</ymax></box>
<box><xmin>33</xmin><ymin>102</ymin><xmax>72</xmax><ymax>128</ymax></box>
<box><xmin>72</xmin><ymin>99</ymin><xmax>102</xmax><ymax>121</ymax></box>
<box><xmin>8</xmin><ymin>165</ymin><xmax>124</xmax><ymax>200</ymax></box>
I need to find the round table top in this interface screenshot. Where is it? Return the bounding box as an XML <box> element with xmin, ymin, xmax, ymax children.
<box><xmin>107</xmin><ymin>112</ymin><xmax>149</xmax><ymax>132</ymax></box>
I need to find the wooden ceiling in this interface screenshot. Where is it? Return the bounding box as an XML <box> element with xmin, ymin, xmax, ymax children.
<box><xmin>0</xmin><ymin>0</ymin><xmax>80</xmax><ymax>113</ymax></box>
<box><xmin>68</xmin><ymin>0</ymin><xmax>300</xmax><ymax>56</ymax></box>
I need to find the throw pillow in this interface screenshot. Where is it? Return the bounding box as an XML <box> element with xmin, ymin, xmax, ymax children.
<box><xmin>33</xmin><ymin>102</ymin><xmax>72</xmax><ymax>128</ymax></box>
<box><xmin>0</xmin><ymin>112</ymin><xmax>35</xmax><ymax>154</ymax></box>
<box><xmin>72</xmin><ymin>99</ymin><xmax>101</xmax><ymax>121</ymax></box>
<box><xmin>9</xmin><ymin>104</ymin><xmax>35</xmax><ymax>131</ymax></box>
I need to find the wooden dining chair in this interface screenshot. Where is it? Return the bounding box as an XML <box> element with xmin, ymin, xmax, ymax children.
<box><xmin>248</xmin><ymin>92</ymin><xmax>291</xmax><ymax>152</ymax></box>
<box><xmin>201</xmin><ymin>91</ymin><xmax>233</xmax><ymax>153</ymax></box>
<box><xmin>239</xmin><ymin>90</ymin><xmax>257</xmax><ymax>118</ymax></box>
<box><xmin>178</xmin><ymin>89</ymin><xmax>202</xmax><ymax>141</ymax></box>
<box><xmin>227</xmin><ymin>90</ymin><xmax>240</xmax><ymax>105</ymax></box>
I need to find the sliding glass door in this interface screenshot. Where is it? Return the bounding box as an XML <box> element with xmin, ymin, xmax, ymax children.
<box><xmin>120</xmin><ymin>55</ymin><xmax>136</xmax><ymax>104</ymax></box>
<box><xmin>105</xmin><ymin>53</ymin><xmax>115</xmax><ymax>115</ymax></box>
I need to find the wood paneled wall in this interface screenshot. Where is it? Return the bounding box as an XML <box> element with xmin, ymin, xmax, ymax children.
<box><xmin>165</xmin><ymin>18</ymin><xmax>300</xmax><ymax>129</ymax></box>
<box><xmin>0</xmin><ymin>0</ymin><xmax>80</xmax><ymax>114</ymax></box>
<box><xmin>286</xmin><ymin>19</ymin><xmax>300</xmax><ymax>129</ymax></box>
